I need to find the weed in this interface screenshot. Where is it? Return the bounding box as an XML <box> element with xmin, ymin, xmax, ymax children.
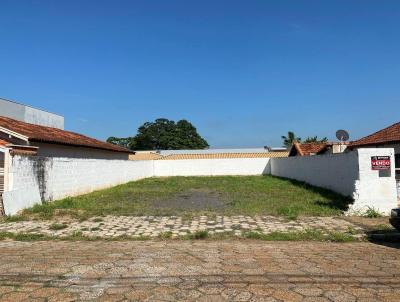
<box><xmin>363</xmin><ymin>207</ymin><xmax>383</xmax><ymax>218</ymax></box>
<box><xmin>49</xmin><ymin>223</ymin><xmax>68</xmax><ymax>231</ymax></box>
<box><xmin>158</xmin><ymin>231</ymin><xmax>173</xmax><ymax>239</ymax></box>
<box><xmin>185</xmin><ymin>230</ymin><xmax>209</xmax><ymax>240</ymax></box>
<box><xmin>3</xmin><ymin>215</ymin><xmax>28</xmax><ymax>223</ymax></box>
<box><xmin>243</xmin><ymin>229</ymin><xmax>356</xmax><ymax>242</ymax></box>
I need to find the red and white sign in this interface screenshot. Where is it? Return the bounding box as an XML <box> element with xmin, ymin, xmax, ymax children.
<box><xmin>371</xmin><ymin>156</ymin><xmax>391</xmax><ymax>170</ymax></box>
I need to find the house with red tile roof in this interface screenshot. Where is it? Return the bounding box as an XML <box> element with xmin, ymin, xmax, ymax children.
<box><xmin>288</xmin><ymin>142</ymin><xmax>348</xmax><ymax>157</ymax></box>
<box><xmin>0</xmin><ymin>114</ymin><xmax>134</xmax><ymax>214</ymax></box>
<box><xmin>349</xmin><ymin>122</ymin><xmax>400</xmax><ymax>180</ymax></box>
<box><xmin>0</xmin><ymin>116</ymin><xmax>134</xmax><ymax>159</ymax></box>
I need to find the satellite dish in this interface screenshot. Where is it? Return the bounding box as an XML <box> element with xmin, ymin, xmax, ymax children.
<box><xmin>336</xmin><ymin>129</ymin><xmax>350</xmax><ymax>142</ymax></box>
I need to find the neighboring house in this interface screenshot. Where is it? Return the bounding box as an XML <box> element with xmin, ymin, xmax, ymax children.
<box><xmin>348</xmin><ymin>122</ymin><xmax>400</xmax><ymax>180</ymax></box>
<box><xmin>289</xmin><ymin>142</ymin><xmax>347</xmax><ymax>157</ymax></box>
<box><xmin>0</xmin><ymin>97</ymin><xmax>64</xmax><ymax>129</ymax></box>
<box><xmin>129</xmin><ymin>151</ymin><xmax>164</xmax><ymax>161</ymax></box>
<box><xmin>0</xmin><ymin>115</ymin><xmax>134</xmax><ymax>215</ymax></box>
<box><xmin>0</xmin><ymin>116</ymin><xmax>134</xmax><ymax>160</ymax></box>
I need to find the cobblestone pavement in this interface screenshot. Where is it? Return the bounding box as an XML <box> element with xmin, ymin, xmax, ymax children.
<box><xmin>0</xmin><ymin>216</ymin><xmax>364</xmax><ymax>238</ymax></box>
<box><xmin>0</xmin><ymin>241</ymin><xmax>399</xmax><ymax>301</ymax></box>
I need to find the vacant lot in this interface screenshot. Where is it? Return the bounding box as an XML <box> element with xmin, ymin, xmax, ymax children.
<box><xmin>20</xmin><ymin>176</ymin><xmax>352</xmax><ymax>220</ymax></box>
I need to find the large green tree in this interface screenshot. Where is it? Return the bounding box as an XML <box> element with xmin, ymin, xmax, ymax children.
<box><xmin>107</xmin><ymin>118</ymin><xmax>209</xmax><ymax>150</ymax></box>
<box><xmin>281</xmin><ymin>131</ymin><xmax>301</xmax><ymax>149</ymax></box>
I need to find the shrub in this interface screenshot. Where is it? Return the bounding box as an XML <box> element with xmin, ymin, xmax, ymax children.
<box><xmin>363</xmin><ymin>207</ymin><xmax>382</xmax><ymax>218</ymax></box>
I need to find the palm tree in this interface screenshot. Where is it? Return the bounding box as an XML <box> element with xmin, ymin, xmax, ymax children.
<box><xmin>281</xmin><ymin>131</ymin><xmax>301</xmax><ymax>149</ymax></box>
<box><xmin>303</xmin><ymin>136</ymin><xmax>328</xmax><ymax>143</ymax></box>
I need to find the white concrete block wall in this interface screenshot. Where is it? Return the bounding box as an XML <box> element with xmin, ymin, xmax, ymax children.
<box><xmin>153</xmin><ymin>158</ymin><xmax>271</xmax><ymax>177</ymax></box>
<box><xmin>271</xmin><ymin>148</ymin><xmax>398</xmax><ymax>214</ymax></box>
<box><xmin>2</xmin><ymin>156</ymin><xmax>154</xmax><ymax>215</ymax></box>
<box><xmin>270</xmin><ymin>151</ymin><xmax>359</xmax><ymax>197</ymax></box>
<box><xmin>353</xmin><ymin>148</ymin><xmax>398</xmax><ymax>213</ymax></box>
<box><xmin>2</xmin><ymin>148</ymin><xmax>398</xmax><ymax>215</ymax></box>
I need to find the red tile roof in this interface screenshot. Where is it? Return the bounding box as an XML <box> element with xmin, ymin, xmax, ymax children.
<box><xmin>0</xmin><ymin>139</ymin><xmax>10</xmax><ymax>147</ymax></box>
<box><xmin>291</xmin><ymin>142</ymin><xmax>327</xmax><ymax>156</ymax></box>
<box><xmin>350</xmin><ymin>122</ymin><xmax>400</xmax><ymax>147</ymax></box>
<box><xmin>0</xmin><ymin>116</ymin><xmax>133</xmax><ymax>153</ymax></box>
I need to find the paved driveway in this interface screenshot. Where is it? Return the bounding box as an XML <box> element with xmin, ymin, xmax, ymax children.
<box><xmin>0</xmin><ymin>241</ymin><xmax>399</xmax><ymax>301</ymax></box>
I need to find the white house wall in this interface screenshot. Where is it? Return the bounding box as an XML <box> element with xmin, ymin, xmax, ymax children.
<box><xmin>0</xmin><ymin>98</ymin><xmax>64</xmax><ymax>129</ymax></box>
<box><xmin>34</xmin><ymin>142</ymin><xmax>130</xmax><ymax>160</ymax></box>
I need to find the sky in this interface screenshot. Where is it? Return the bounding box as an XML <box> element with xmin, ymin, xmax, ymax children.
<box><xmin>0</xmin><ymin>0</ymin><xmax>399</xmax><ymax>148</ymax></box>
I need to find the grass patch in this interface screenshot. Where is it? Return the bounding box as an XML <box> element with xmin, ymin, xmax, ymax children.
<box><xmin>18</xmin><ymin>176</ymin><xmax>352</xmax><ymax>220</ymax></box>
<box><xmin>48</xmin><ymin>223</ymin><xmax>68</xmax><ymax>230</ymax></box>
<box><xmin>243</xmin><ymin>229</ymin><xmax>357</xmax><ymax>242</ymax></box>
<box><xmin>158</xmin><ymin>231</ymin><xmax>173</xmax><ymax>239</ymax></box>
<box><xmin>184</xmin><ymin>230</ymin><xmax>209</xmax><ymax>240</ymax></box>
<box><xmin>0</xmin><ymin>229</ymin><xmax>358</xmax><ymax>242</ymax></box>
<box><xmin>2</xmin><ymin>215</ymin><xmax>28</xmax><ymax>223</ymax></box>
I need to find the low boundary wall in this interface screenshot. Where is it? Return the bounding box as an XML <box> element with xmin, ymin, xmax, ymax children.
<box><xmin>2</xmin><ymin>156</ymin><xmax>154</xmax><ymax>215</ymax></box>
<box><xmin>153</xmin><ymin>158</ymin><xmax>271</xmax><ymax>176</ymax></box>
<box><xmin>2</xmin><ymin>148</ymin><xmax>398</xmax><ymax>215</ymax></box>
<box><xmin>271</xmin><ymin>148</ymin><xmax>398</xmax><ymax>213</ymax></box>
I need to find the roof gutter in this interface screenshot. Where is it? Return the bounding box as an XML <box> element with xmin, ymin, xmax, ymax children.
<box><xmin>0</xmin><ymin>126</ymin><xmax>29</xmax><ymax>142</ymax></box>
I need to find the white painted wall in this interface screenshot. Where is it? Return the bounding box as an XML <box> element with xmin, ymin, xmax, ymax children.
<box><xmin>271</xmin><ymin>151</ymin><xmax>359</xmax><ymax>196</ymax></box>
<box><xmin>2</xmin><ymin>148</ymin><xmax>398</xmax><ymax>215</ymax></box>
<box><xmin>354</xmin><ymin>148</ymin><xmax>398</xmax><ymax>213</ymax></box>
<box><xmin>271</xmin><ymin>148</ymin><xmax>398</xmax><ymax>214</ymax></box>
<box><xmin>2</xmin><ymin>156</ymin><xmax>153</xmax><ymax>215</ymax></box>
<box><xmin>153</xmin><ymin>158</ymin><xmax>271</xmax><ymax>176</ymax></box>
<box><xmin>0</xmin><ymin>98</ymin><xmax>64</xmax><ymax>129</ymax></box>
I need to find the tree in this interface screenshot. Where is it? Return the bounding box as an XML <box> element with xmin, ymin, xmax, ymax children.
<box><xmin>107</xmin><ymin>118</ymin><xmax>209</xmax><ymax>150</ymax></box>
<box><xmin>281</xmin><ymin>131</ymin><xmax>301</xmax><ymax>149</ymax></box>
<box><xmin>303</xmin><ymin>136</ymin><xmax>328</xmax><ymax>143</ymax></box>
<box><xmin>106</xmin><ymin>137</ymin><xmax>133</xmax><ymax>149</ymax></box>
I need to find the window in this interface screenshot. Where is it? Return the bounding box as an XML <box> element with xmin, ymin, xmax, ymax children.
<box><xmin>395</xmin><ymin>154</ymin><xmax>400</xmax><ymax>179</ymax></box>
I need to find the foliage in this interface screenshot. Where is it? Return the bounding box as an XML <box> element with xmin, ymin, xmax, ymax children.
<box><xmin>107</xmin><ymin>118</ymin><xmax>209</xmax><ymax>150</ymax></box>
<box><xmin>243</xmin><ymin>229</ymin><xmax>356</xmax><ymax>242</ymax></box>
<box><xmin>106</xmin><ymin>137</ymin><xmax>133</xmax><ymax>148</ymax></box>
<box><xmin>185</xmin><ymin>230</ymin><xmax>209</xmax><ymax>240</ymax></box>
<box><xmin>363</xmin><ymin>207</ymin><xmax>383</xmax><ymax>218</ymax></box>
<box><xmin>281</xmin><ymin>131</ymin><xmax>301</xmax><ymax>148</ymax></box>
<box><xmin>303</xmin><ymin>136</ymin><xmax>328</xmax><ymax>143</ymax></box>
